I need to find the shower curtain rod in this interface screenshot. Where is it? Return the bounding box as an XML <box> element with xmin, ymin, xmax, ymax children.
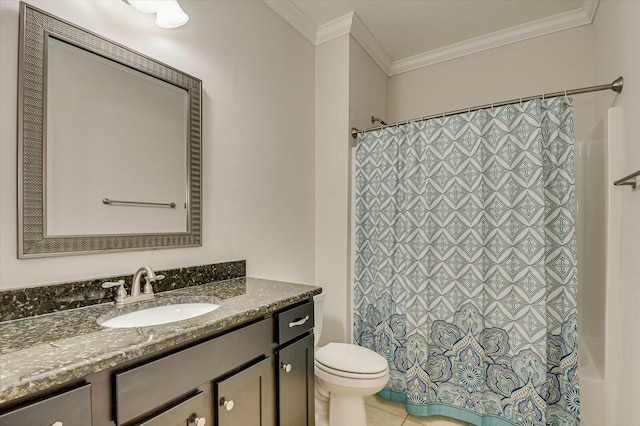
<box><xmin>350</xmin><ymin>76</ymin><xmax>624</xmax><ymax>139</ymax></box>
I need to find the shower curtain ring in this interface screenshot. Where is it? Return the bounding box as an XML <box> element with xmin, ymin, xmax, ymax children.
<box><xmin>564</xmin><ymin>89</ymin><xmax>567</xmax><ymax>97</ymax></box>
<box><xmin>519</xmin><ymin>97</ymin><xmax>522</xmax><ymax>106</ymax></box>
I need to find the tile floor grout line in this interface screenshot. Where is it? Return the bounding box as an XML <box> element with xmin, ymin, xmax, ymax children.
<box><xmin>364</xmin><ymin>400</ymin><xmax>409</xmax><ymax>418</ymax></box>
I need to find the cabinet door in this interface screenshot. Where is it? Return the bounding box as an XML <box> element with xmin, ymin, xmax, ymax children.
<box><xmin>277</xmin><ymin>333</ymin><xmax>314</xmax><ymax>426</ymax></box>
<box><xmin>215</xmin><ymin>357</ymin><xmax>274</xmax><ymax>426</ymax></box>
<box><xmin>137</xmin><ymin>391</ymin><xmax>206</xmax><ymax>426</ymax></box>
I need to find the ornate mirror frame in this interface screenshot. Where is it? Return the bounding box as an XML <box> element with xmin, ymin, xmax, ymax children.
<box><xmin>18</xmin><ymin>3</ymin><xmax>202</xmax><ymax>258</ymax></box>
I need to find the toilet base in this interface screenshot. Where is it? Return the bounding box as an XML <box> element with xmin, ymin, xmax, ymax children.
<box><xmin>315</xmin><ymin>373</ymin><xmax>388</xmax><ymax>426</ymax></box>
<box><xmin>328</xmin><ymin>394</ymin><xmax>367</xmax><ymax>426</ymax></box>
<box><xmin>315</xmin><ymin>380</ymin><xmax>330</xmax><ymax>426</ymax></box>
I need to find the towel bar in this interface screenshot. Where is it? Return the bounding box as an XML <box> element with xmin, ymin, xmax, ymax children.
<box><xmin>613</xmin><ymin>169</ymin><xmax>640</xmax><ymax>190</ymax></box>
<box><xmin>102</xmin><ymin>198</ymin><xmax>176</xmax><ymax>208</ymax></box>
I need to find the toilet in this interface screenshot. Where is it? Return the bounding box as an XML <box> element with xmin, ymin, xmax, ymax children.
<box><xmin>313</xmin><ymin>293</ymin><xmax>390</xmax><ymax>426</ymax></box>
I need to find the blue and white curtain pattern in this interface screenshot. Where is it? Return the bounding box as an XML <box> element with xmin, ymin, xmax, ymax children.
<box><xmin>354</xmin><ymin>98</ymin><xmax>579</xmax><ymax>426</ymax></box>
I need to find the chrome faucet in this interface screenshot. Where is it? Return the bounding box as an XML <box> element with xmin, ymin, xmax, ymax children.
<box><xmin>103</xmin><ymin>266</ymin><xmax>165</xmax><ymax>307</ymax></box>
<box><xmin>131</xmin><ymin>265</ymin><xmax>162</xmax><ymax>297</ymax></box>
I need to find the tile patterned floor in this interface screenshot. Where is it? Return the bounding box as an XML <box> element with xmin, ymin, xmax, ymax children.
<box><xmin>364</xmin><ymin>395</ymin><xmax>473</xmax><ymax>426</ymax></box>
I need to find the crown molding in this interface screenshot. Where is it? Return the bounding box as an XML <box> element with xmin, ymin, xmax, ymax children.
<box><xmin>351</xmin><ymin>13</ymin><xmax>392</xmax><ymax>75</ymax></box>
<box><xmin>263</xmin><ymin>0</ymin><xmax>317</xmax><ymax>44</ymax></box>
<box><xmin>264</xmin><ymin>0</ymin><xmax>599</xmax><ymax>77</ymax></box>
<box><xmin>581</xmin><ymin>0</ymin><xmax>599</xmax><ymax>23</ymax></box>
<box><xmin>315</xmin><ymin>12</ymin><xmax>353</xmax><ymax>44</ymax></box>
<box><xmin>314</xmin><ymin>11</ymin><xmax>392</xmax><ymax>75</ymax></box>
<box><xmin>349</xmin><ymin>12</ymin><xmax>392</xmax><ymax>75</ymax></box>
<box><xmin>389</xmin><ymin>1</ymin><xmax>599</xmax><ymax>75</ymax></box>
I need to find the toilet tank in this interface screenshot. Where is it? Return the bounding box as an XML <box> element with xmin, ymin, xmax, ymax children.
<box><xmin>313</xmin><ymin>292</ymin><xmax>325</xmax><ymax>346</ymax></box>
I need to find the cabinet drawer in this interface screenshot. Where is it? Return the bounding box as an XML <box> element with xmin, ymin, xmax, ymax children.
<box><xmin>137</xmin><ymin>392</ymin><xmax>204</xmax><ymax>426</ymax></box>
<box><xmin>115</xmin><ymin>318</ymin><xmax>272</xmax><ymax>425</ymax></box>
<box><xmin>276</xmin><ymin>301</ymin><xmax>314</xmax><ymax>345</ymax></box>
<box><xmin>0</xmin><ymin>384</ymin><xmax>91</xmax><ymax>426</ymax></box>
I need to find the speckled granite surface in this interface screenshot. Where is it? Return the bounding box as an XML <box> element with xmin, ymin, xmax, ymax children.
<box><xmin>0</xmin><ymin>277</ymin><xmax>321</xmax><ymax>405</ymax></box>
<box><xmin>0</xmin><ymin>260</ymin><xmax>245</xmax><ymax>321</ymax></box>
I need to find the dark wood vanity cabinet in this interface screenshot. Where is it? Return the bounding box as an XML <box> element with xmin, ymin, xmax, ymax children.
<box><xmin>0</xmin><ymin>298</ymin><xmax>316</xmax><ymax>426</ymax></box>
<box><xmin>275</xmin><ymin>301</ymin><xmax>315</xmax><ymax>426</ymax></box>
<box><xmin>114</xmin><ymin>319</ymin><xmax>273</xmax><ymax>426</ymax></box>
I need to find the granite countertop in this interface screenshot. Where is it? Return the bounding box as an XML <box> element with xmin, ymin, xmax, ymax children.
<box><xmin>0</xmin><ymin>277</ymin><xmax>321</xmax><ymax>405</ymax></box>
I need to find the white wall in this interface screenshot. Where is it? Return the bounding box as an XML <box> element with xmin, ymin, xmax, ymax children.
<box><xmin>315</xmin><ymin>35</ymin><xmax>351</xmax><ymax>344</ymax></box>
<box><xmin>349</xmin><ymin>37</ymin><xmax>388</xmax><ymax>135</ymax></box>
<box><xmin>0</xmin><ymin>0</ymin><xmax>316</xmax><ymax>289</ymax></box>
<box><xmin>388</xmin><ymin>25</ymin><xmax>598</xmax><ymax>141</ymax></box>
<box><xmin>314</xmin><ymin>34</ymin><xmax>388</xmax><ymax>345</ymax></box>
<box><xmin>592</xmin><ymin>2</ymin><xmax>640</xmax><ymax>425</ymax></box>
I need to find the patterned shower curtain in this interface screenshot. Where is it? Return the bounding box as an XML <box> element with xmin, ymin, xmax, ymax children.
<box><xmin>354</xmin><ymin>97</ymin><xmax>579</xmax><ymax>426</ymax></box>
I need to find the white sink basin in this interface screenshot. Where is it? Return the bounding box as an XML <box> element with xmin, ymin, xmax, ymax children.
<box><xmin>99</xmin><ymin>303</ymin><xmax>220</xmax><ymax>328</ymax></box>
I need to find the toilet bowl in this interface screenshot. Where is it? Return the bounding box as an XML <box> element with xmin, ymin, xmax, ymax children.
<box><xmin>313</xmin><ymin>293</ymin><xmax>389</xmax><ymax>426</ymax></box>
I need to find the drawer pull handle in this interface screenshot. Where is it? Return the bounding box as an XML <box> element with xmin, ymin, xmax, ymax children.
<box><xmin>281</xmin><ymin>363</ymin><xmax>292</xmax><ymax>373</ymax></box>
<box><xmin>189</xmin><ymin>416</ymin><xmax>207</xmax><ymax>426</ymax></box>
<box><xmin>51</xmin><ymin>422</ymin><xmax>63</xmax><ymax>426</ymax></box>
<box><xmin>289</xmin><ymin>315</ymin><xmax>310</xmax><ymax>328</ymax></box>
<box><xmin>220</xmin><ymin>397</ymin><xmax>234</xmax><ymax>411</ymax></box>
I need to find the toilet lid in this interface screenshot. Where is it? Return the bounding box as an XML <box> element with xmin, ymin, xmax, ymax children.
<box><xmin>315</xmin><ymin>343</ymin><xmax>388</xmax><ymax>374</ymax></box>
<box><xmin>315</xmin><ymin>360</ymin><xmax>389</xmax><ymax>380</ymax></box>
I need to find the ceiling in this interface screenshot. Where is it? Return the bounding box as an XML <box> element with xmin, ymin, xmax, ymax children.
<box><xmin>264</xmin><ymin>0</ymin><xmax>597</xmax><ymax>75</ymax></box>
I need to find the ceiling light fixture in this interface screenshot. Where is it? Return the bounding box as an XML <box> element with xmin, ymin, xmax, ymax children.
<box><xmin>126</xmin><ymin>0</ymin><xmax>189</xmax><ymax>29</ymax></box>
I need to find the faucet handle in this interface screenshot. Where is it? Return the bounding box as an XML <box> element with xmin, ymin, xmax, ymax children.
<box><xmin>143</xmin><ymin>275</ymin><xmax>164</xmax><ymax>295</ymax></box>
<box><xmin>102</xmin><ymin>280</ymin><xmax>127</xmax><ymax>305</ymax></box>
<box><xmin>102</xmin><ymin>280</ymin><xmax>125</xmax><ymax>289</ymax></box>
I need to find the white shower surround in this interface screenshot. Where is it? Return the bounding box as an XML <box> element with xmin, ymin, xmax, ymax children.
<box><xmin>577</xmin><ymin>106</ymin><xmax>625</xmax><ymax>426</ymax></box>
<box><xmin>574</xmin><ymin>138</ymin><xmax>606</xmax><ymax>379</ymax></box>
<box><xmin>574</xmin><ymin>136</ymin><xmax>606</xmax><ymax>422</ymax></box>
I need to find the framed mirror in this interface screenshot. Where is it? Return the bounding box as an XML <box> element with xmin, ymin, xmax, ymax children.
<box><xmin>18</xmin><ymin>3</ymin><xmax>202</xmax><ymax>258</ymax></box>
